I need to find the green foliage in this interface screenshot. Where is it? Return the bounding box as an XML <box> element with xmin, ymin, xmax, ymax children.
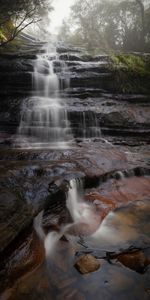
<box><xmin>110</xmin><ymin>53</ymin><xmax>150</xmax><ymax>93</ymax></box>
<box><xmin>111</xmin><ymin>54</ymin><xmax>150</xmax><ymax>75</ymax></box>
<box><xmin>0</xmin><ymin>29</ymin><xmax>6</xmax><ymax>41</ymax></box>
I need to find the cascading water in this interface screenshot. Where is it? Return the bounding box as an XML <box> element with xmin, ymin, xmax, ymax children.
<box><xmin>17</xmin><ymin>45</ymin><xmax>72</xmax><ymax>148</ymax></box>
<box><xmin>66</xmin><ymin>179</ymin><xmax>92</xmax><ymax>223</ymax></box>
<box><xmin>81</xmin><ymin>111</ymin><xmax>101</xmax><ymax>139</ymax></box>
<box><xmin>34</xmin><ymin>178</ymin><xmax>100</xmax><ymax>257</ymax></box>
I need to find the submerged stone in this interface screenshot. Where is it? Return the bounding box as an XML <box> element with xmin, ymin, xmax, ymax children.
<box><xmin>75</xmin><ymin>254</ymin><xmax>100</xmax><ymax>274</ymax></box>
<box><xmin>117</xmin><ymin>250</ymin><xmax>150</xmax><ymax>274</ymax></box>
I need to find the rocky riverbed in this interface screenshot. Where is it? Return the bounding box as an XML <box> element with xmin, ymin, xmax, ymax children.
<box><xmin>0</xmin><ymin>43</ymin><xmax>150</xmax><ymax>299</ymax></box>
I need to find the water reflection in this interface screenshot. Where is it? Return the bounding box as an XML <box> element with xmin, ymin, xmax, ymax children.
<box><xmin>90</xmin><ymin>200</ymin><xmax>150</xmax><ymax>250</ymax></box>
<box><xmin>2</xmin><ymin>199</ymin><xmax>150</xmax><ymax>300</ymax></box>
<box><xmin>5</xmin><ymin>243</ymin><xmax>150</xmax><ymax>300</ymax></box>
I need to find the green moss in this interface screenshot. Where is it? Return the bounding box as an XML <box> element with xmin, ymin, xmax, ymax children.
<box><xmin>110</xmin><ymin>53</ymin><xmax>150</xmax><ymax>76</ymax></box>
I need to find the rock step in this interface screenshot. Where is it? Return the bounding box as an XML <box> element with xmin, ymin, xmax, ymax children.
<box><xmin>54</xmin><ymin>60</ymin><xmax>109</xmax><ymax>74</ymax></box>
<box><xmin>58</xmin><ymin>53</ymin><xmax>109</xmax><ymax>62</ymax></box>
<box><xmin>59</xmin><ymin>88</ymin><xmax>150</xmax><ymax>102</ymax></box>
<box><xmin>101</xmin><ymin>127</ymin><xmax>150</xmax><ymax>136</ymax></box>
<box><xmin>59</xmin><ymin>73</ymin><xmax>113</xmax><ymax>90</ymax></box>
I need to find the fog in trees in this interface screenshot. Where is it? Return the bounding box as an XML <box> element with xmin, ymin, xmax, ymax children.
<box><xmin>58</xmin><ymin>0</ymin><xmax>150</xmax><ymax>52</ymax></box>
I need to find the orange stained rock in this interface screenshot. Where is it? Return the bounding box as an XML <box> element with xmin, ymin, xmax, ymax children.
<box><xmin>84</xmin><ymin>176</ymin><xmax>150</xmax><ymax>221</ymax></box>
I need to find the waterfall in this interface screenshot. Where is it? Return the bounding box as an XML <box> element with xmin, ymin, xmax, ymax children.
<box><xmin>34</xmin><ymin>178</ymin><xmax>100</xmax><ymax>257</ymax></box>
<box><xmin>66</xmin><ymin>179</ymin><xmax>91</xmax><ymax>223</ymax></box>
<box><xmin>17</xmin><ymin>45</ymin><xmax>73</xmax><ymax>149</ymax></box>
<box><xmin>15</xmin><ymin>44</ymin><xmax>103</xmax><ymax>148</ymax></box>
<box><xmin>81</xmin><ymin>111</ymin><xmax>101</xmax><ymax>139</ymax></box>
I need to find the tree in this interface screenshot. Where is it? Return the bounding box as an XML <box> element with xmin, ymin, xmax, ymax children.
<box><xmin>57</xmin><ymin>20</ymin><xmax>72</xmax><ymax>44</ymax></box>
<box><xmin>0</xmin><ymin>0</ymin><xmax>53</xmax><ymax>46</ymax></box>
<box><xmin>106</xmin><ymin>0</ymin><xmax>142</xmax><ymax>51</ymax></box>
<box><xmin>68</xmin><ymin>0</ymin><xmax>108</xmax><ymax>50</ymax></box>
<box><xmin>59</xmin><ymin>0</ymin><xmax>150</xmax><ymax>52</ymax></box>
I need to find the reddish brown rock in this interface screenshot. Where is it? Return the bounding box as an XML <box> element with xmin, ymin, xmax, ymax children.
<box><xmin>75</xmin><ymin>254</ymin><xmax>100</xmax><ymax>274</ymax></box>
<box><xmin>84</xmin><ymin>176</ymin><xmax>150</xmax><ymax>221</ymax></box>
<box><xmin>0</xmin><ymin>230</ymin><xmax>44</xmax><ymax>294</ymax></box>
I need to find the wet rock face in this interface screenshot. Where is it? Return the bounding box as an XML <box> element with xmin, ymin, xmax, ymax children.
<box><xmin>0</xmin><ymin>229</ymin><xmax>44</xmax><ymax>294</ymax></box>
<box><xmin>0</xmin><ymin>72</ymin><xmax>32</xmax><ymax>95</ymax></box>
<box><xmin>0</xmin><ymin>55</ymin><xmax>34</xmax><ymax>137</ymax></box>
<box><xmin>0</xmin><ymin>189</ymin><xmax>32</xmax><ymax>253</ymax></box>
<box><xmin>0</xmin><ymin>57</ymin><xmax>33</xmax><ymax>96</ymax></box>
<box><xmin>0</xmin><ymin>95</ymin><xmax>24</xmax><ymax>136</ymax></box>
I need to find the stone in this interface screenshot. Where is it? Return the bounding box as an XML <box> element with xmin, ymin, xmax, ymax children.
<box><xmin>74</xmin><ymin>254</ymin><xmax>100</xmax><ymax>274</ymax></box>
